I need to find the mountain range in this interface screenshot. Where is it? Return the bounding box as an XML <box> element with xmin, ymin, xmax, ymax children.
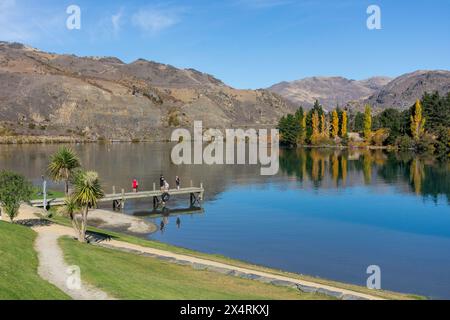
<box><xmin>268</xmin><ymin>70</ymin><xmax>450</xmax><ymax>112</ymax></box>
<box><xmin>0</xmin><ymin>41</ymin><xmax>449</xmax><ymax>141</ymax></box>
<box><xmin>0</xmin><ymin>42</ymin><xmax>293</xmax><ymax>141</ymax></box>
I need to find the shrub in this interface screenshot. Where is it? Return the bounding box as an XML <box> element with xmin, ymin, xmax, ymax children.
<box><xmin>395</xmin><ymin>135</ymin><xmax>414</xmax><ymax>150</ymax></box>
<box><xmin>0</xmin><ymin>171</ymin><xmax>33</xmax><ymax>221</ymax></box>
<box><xmin>372</xmin><ymin>128</ymin><xmax>390</xmax><ymax>146</ymax></box>
<box><xmin>415</xmin><ymin>134</ymin><xmax>435</xmax><ymax>153</ymax></box>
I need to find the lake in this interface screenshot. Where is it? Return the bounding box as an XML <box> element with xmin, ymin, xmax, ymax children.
<box><xmin>1</xmin><ymin>143</ymin><xmax>449</xmax><ymax>299</ymax></box>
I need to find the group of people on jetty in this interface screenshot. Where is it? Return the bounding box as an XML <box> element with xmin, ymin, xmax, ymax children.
<box><xmin>131</xmin><ymin>175</ymin><xmax>181</xmax><ymax>193</ymax></box>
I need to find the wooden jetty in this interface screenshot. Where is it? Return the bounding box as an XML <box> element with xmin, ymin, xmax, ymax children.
<box><xmin>30</xmin><ymin>183</ymin><xmax>204</xmax><ymax>210</ymax></box>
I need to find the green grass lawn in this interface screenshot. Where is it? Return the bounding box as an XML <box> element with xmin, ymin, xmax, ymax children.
<box><xmin>0</xmin><ymin>221</ymin><xmax>69</xmax><ymax>300</ymax></box>
<box><xmin>31</xmin><ymin>188</ymin><xmax>65</xmax><ymax>201</ymax></box>
<box><xmin>59</xmin><ymin>237</ymin><xmax>333</xmax><ymax>300</ymax></box>
<box><xmin>31</xmin><ymin>188</ymin><xmax>66</xmax><ymax>200</ymax></box>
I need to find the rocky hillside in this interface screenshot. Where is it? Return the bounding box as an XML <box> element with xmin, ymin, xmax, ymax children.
<box><xmin>361</xmin><ymin>70</ymin><xmax>450</xmax><ymax>110</ymax></box>
<box><xmin>269</xmin><ymin>71</ymin><xmax>450</xmax><ymax>112</ymax></box>
<box><xmin>0</xmin><ymin>42</ymin><xmax>294</xmax><ymax>141</ymax></box>
<box><xmin>268</xmin><ymin>76</ymin><xmax>392</xmax><ymax>110</ymax></box>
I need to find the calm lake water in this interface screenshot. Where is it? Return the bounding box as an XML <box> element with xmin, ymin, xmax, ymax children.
<box><xmin>1</xmin><ymin>143</ymin><xmax>450</xmax><ymax>299</ymax></box>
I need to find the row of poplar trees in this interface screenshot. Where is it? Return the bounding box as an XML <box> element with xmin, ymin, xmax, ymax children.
<box><xmin>278</xmin><ymin>100</ymin><xmax>363</xmax><ymax>146</ymax></box>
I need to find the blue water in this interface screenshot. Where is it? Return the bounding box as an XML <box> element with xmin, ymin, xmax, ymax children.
<box><xmin>1</xmin><ymin>144</ymin><xmax>449</xmax><ymax>298</ymax></box>
<box><xmin>146</xmin><ymin>183</ymin><xmax>450</xmax><ymax>299</ymax></box>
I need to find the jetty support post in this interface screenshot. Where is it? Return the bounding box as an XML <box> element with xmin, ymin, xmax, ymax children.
<box><xmin>189</xmin><ymin>182</ymin><xmax>204</xmax><ymax>207</ymax></box>
<box><xmin>120</xmin><ymin>188</ymin><xmax>125</xmax><ymax>210</ymax></box>
<box><xmin>153</xmin><ymin>196</ymin><xmax>161</xmax><ymax>210</ymax></box>
<box><xmin>200</xmin><ymin>182</ymin><xmax>204</xmax><ymax>201</ymax></box>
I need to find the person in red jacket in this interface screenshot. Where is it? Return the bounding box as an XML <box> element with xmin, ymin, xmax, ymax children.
<box><xmin>132</xmin><ymin>179</ymin><xmax>139</xmax><ymax>192</ymax></box>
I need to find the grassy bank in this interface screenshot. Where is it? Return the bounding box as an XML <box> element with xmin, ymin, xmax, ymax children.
<box><xmin>31</xmin><ymin>188</ymin><xmax>65</xmax><ymax>201</ymax></box>
<box><xmin>0</xmin><ymin>221</ymin><xmax>69</xmax><ymax>300</ymax></box>
<box><xmin>48</xmin><ymin>215</ymin><xmax>422</xmax><ymax>300</ymax></box>
<box><xmin>59</xmin><ymin>237</ymin><xmax>330</xmax><ymax>300</ymax></box>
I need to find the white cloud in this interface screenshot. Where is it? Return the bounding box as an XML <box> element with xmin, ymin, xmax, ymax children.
<box><xmin>111</xmin><ymin>9</ymin><xmax>123</xmax><ymax>34</ymax></box>
<box><xmin>131</xmin><ymin>7</ymin><xmax>180</xmax><ymax>34</ymax></box>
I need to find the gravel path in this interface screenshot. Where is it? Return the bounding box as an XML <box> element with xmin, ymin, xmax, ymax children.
<box><xmin>34</xmin><ymin>228</ymin><xmax>114</xmax><ymax>300</ymax></box>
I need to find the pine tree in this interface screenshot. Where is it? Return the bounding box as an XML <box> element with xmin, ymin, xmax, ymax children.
<box><xmin>331</xmin><ymin>110</ymin><xmax>339</xmax><ymax>138</ymax></box>
<box><xmin>364</xmin><ymin>105</ymin><xmax>372</xmax><ymax>142</ymax></box>
<box><xmin>410</xmin><ymin>99</ymin><xmax>426</xmax><ymax>140</ymax></box>
<box><xmin>341</xmin><ymin>111</ymin><xmax>348</xmax><ymax>137</ymax></box>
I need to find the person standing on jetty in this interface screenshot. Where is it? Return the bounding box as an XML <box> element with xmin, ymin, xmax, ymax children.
<box><xmin>160</xmin><ymin>174</ymin><xmax>165</xmax><ymax>191</ymax></box>
<box><xmin>175</xmin><ymin>176</ymin><xmax>180</xmax><ymax>190</ymax></box>
<box><xmin>132</xmin><ymin>178</ymin><xmax>139</xmax><ymax>193</ymax></box>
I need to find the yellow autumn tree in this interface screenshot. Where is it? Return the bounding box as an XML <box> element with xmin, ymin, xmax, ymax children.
<box><xmin>410</xmin><ymin>99</ymin><xmax>426</xmax><ymax>140</ymax></box>
<box><xmin>320</xmin><ymin>113</ymin><xmax>326</xmax><ymax>136</ymax></box>
<box><xmin>341</xmin><ymin>111</ymin><xmax>348</xmax><ymax>137</ymax></box>
<box><xmin>331</xmin><ymin>110</ymin><xmax>339</xmax><ymax>139</ymax></box>
<box><xmin>312</xmin><ymin>111</ymin><xmax>320</xmax><ymax>137</ymax></box>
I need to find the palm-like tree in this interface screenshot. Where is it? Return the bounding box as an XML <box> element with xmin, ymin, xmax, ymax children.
<box><xmin>48</xmin><ymin>147</ymin><xmax>81</xmax><ymax>195</ymax></box>
<box><xmin>71</xmin><ymin>170</ymin><xmax>104</xmax><ymax>243</ymax></box>
<box><xmin>60</xmin><ymin>196</ymin><xmax>82</xmax><ymax>241</ymax></box>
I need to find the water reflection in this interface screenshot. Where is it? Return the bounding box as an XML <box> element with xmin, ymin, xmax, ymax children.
<box><xmin>1</xmin><ymin>143</ymin><xmax>450</xmax><ymax>298</ymax></box>
<box><xmin>132</xmin><ymin>206</ymin><xmax>203</xmax><ymax>234</ymax></box>
<box><xmin>279</xmin><ymin>148</ymin><xmax>450</xmax><ymax>203</ymax></box>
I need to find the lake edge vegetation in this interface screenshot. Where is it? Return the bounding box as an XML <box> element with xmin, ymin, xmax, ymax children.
<box><xmin>278</xmin><ymin>91</ymin><xmax>450</xmax><ymax>158</ymax></box>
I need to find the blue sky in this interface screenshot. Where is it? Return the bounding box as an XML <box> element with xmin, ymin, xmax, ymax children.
<box><xmin>1</xmin><ymin>0</ymin><xmax>449</xmax><ymax>88</ymax></box>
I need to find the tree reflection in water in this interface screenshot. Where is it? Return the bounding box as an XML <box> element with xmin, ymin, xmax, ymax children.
<box><xmin>279</xmin><ymin>148</ymin><xmax>450</xmax><ymax>204</ymax></box>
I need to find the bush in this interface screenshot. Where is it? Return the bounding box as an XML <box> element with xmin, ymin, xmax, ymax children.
<box><xmin>372</xmin><ymin>128</ymin><xmax>390</xmax><ymax>146</ymax></box>
<box><xmin>395</xmin><ymin>135</ymin><xmax>414</xmax><ymax>150</ymax></box>
<box><xmin>310</xmin><ymin>135</ymin><xmax>334</xmax><ymax>146</ymax></box>
<box><xmin>0</xmin><ymin>171</ymin><xmax>33</xmax><ymax>221</ymax></box>
<box><xmin>415</xmin><ymin>134</ymin><xmax>435</xmax><ymax>153</ymax></box>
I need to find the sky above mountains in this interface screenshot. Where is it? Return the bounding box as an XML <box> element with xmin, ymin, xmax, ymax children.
<box><xmin>1</xmin><ymin>0</ymin><xmax>449</xmax><ymax>89</ymax></box>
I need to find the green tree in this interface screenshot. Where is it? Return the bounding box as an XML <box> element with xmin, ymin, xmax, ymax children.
<box><xmin>295</xmin><ymin>107</ymin><xmax>307</xmax><ymax>144</ymax></box>
<box><xmin>364</xmin><ymin>105</ymin><xmax>372</xmax><ymax>142</ymax></box>
<box><xmin>353</xmin><ymin>111</ymin><xmax>365</xmax><ymax>132</ymax></box>
<box><xmin>278</xmin><ymin>114</ymin><xmax>299</xmax><ymax>146</ymax></box>
<box><xmin>48</xmin><ymin>147</ymin><xmax>81</xmax><ymax>195</ymax></box>
<box><xmin>71</xmin><ymin>170</ymin><xmax>104</xmax><ymax>243</ymax></box>
<box><xmin>0</xmin><ymin>171</ymin><xmax>33</xmax><ymax>221</ymax></box>
<box><xmin>421</xmin><ymin>91</ymin><xmax>450</xmax><ymax>133</ymax></box>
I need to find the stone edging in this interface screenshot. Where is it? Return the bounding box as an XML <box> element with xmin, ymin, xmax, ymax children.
<box><xmin>95</xmin><ymin>243</ymin><xmax>368</xmax><ymax>300</ymax></box>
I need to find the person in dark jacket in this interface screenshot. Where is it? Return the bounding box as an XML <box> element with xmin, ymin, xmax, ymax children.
<box><xmin>159</xmin><ymin>175</ymin><xmax>165</xmax><ymax>191</ymax></box>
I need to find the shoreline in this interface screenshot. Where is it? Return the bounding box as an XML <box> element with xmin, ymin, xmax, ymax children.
<box><xmin>1</xmin><ymin>136</ymin><xmax>398</xmax><ymax>150</ymax></box>
<box><xmin>42</xmin><ymin>209</ymin><xmax>422</xmax><ymax>300</ymax></box>
<box><xmin>1</xmin><ymin>205</ymin><xmax>425</xmax><ymax>300</ymax></box>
